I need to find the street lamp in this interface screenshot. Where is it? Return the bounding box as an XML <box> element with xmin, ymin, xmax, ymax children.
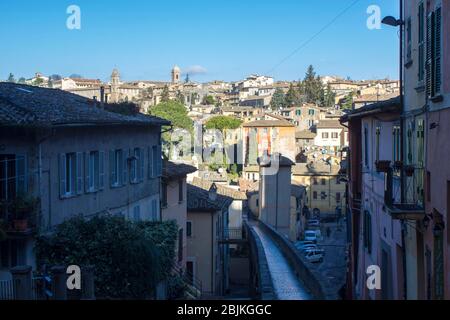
<box><xmin>381</xmin><ymin>16</ymin><xmax>404</xmax><ymax>27</ymax></box>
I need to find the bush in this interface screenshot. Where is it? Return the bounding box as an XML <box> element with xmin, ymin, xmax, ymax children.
<box><xmin>36</xmin><ymin>215</ymin><xmax>178</xmax><ymax>299</ymax></box>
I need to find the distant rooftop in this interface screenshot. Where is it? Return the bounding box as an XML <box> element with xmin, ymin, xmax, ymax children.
<box><xmin>187</xmin><ymin>183</ymin><xmax>233</xmax><ymax>212</ymax></box>
<box><xmin>243</xmin><ymin>119</ymin><xmax>294</xmax><ymax>128</ymax></box>
<box><xmin>0</xmin><ymin>83</ymin><xmax>170</xmax><ymax>128</ymax></box>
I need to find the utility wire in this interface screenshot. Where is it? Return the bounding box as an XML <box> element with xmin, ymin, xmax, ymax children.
<box><xmin>266</xmin><ymin>0</ymin><xmax>362</xmax><ymax>76</ymax></box>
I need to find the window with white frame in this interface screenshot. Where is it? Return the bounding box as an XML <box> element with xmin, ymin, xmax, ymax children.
<box><xmin>59</xmin><ymin>152</ymin><xmax>83</xmax><ymax>197</ymax></box>
<box><xmin>86</xmin><ymin>151</ymin><xmax>104</xmax><ymax>192</ymax></box>
<box><xmin>110</xmin><ymin>149</ymin><xmax>126</xmax><ymax>187</ymax></box>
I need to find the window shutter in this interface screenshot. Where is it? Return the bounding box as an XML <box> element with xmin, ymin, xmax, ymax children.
<box><xmin>16</xmin><ymin>155</ymin><xmax>26</xmax><ymax>194</ymax></box>
<box><xmin>59</xmin><ymin>153</ymin><xmax>66</xmax><ymax>197</ymax></box>
<box><xmin>148</xmin><ymin>147</ymin><xmax>152</xmax><ymax>180</ymax></box>
<box><xmin>84</xmin><ymin>152</ymin><xmax>90</xmax><ymax>192</ymax></box>
<box><xmin>157</xmin><ymin>145</ymin><xmax>162</xmax><ymax>177</ymax></box>
<box><xmin>139</xmin><ymin>148</ymin><xmax>144</xmax><ymax>182</ymax></box>
<box><xmin>109</xmin><ymin>150</ymin><xmax>115</xmax><ymax>187</ymax></box>
<box><xmin>122</xmin><ymin>149</ymin><xmax>128</xmax><ymax>186</ymax></box>
<box><xmin>99</xmin><ymin>151</ymin><xmax>105</xmax><ymax>190</ymax></box>
<box><xmin>76</xmin><ymin>152</ymin><xmax>83</xmax><ymax>195</ymax></box>
<box><xmin>426</xmin><ymin>13</ymin><xmax>434</xmax><ymax>97</ymax></box>
<box><xmin>435</xmin><ymin>7</ymin><xmax>442</xmax><ymax>95</ymax></box>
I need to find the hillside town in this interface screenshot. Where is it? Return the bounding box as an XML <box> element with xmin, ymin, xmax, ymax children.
<box><xmin>0</xmin><ymin>0</ymin><xmax>449</xmax><ymax>302</ymax></box>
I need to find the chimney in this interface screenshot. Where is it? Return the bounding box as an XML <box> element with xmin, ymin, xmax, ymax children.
<box><xmin>100</xmin><ymin>86</ymin><xmax>105</xmax><ymax>107</ymax></box>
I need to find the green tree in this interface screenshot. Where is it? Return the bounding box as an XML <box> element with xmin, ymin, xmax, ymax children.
<box><xmin>175</xmin><ymin>90</ymin><xmax>185</xmax><ymax>104</ymax></box>
<box><xmin>36</xmin><ymin>215</ymin><xmax>178</xmax><ymax>299</ymax></box>
<box><xmin>285</xmin><ymin>83</ymin><xmax>302</xmax><ymax>107</ymax></box>
<box><xmin>161</xmin><ymin>85</ymin><xmax>170</xmax><ymax>102</ymax></box>
<box><xmin>341</xmin><ymin>92</ymin><xmax>354</xmax><ymax>110</ymax></box>
<box><xmin>7</xmin><ymin>73</ymin><xmax>15</xmax><ymax>83</ymax></box>
<box><xmin>270</xmin><ymin>88</ymin><xmax>286</xmax><ymax>110</ymax></box>
<box><xmin>202</xmin><ymin>95</ymin><xmax>216</xmax><ymax>105</ymax></box>
<box><xmin>184</xmin><ymin>74</ymin><xmax>190</xmax><ymax>83</ymax></box>
<box><xmin>321</xmin><ymin>84</ymin><xmax>336</xmax><ymax>109</ymax></box>
<box><xmin>33</xmin><ymin>77</ymin><xmax>44</xmax><ymax>86</ymax></box>
<box><xmin>300</xmin><ymin>65</ymin><xmax>324</xmax><ymax>104</ymax></box>
<box><xmin>205</xmin><ymin>115</ymin><xmax>242</xmax><ymax>132</ymax></box>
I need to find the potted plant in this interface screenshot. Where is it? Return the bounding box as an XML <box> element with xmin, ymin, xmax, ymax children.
<box><xmin>375</xmin><ymin>160</ymin><xmax>391</xmax><ymax>173</ymax></box>
<box><xmin>394</xmin><ymin>161</ymin><xmax>403</xmax><ymax>171</ymax></box>
<box><xmin>404</xmin><ymin>165</ymin><xmax>415</xmax><ymax>177</ymax></box>
<box><xmin>10</xmin><ymin>194</ymin><xmax>39</xmax><ymax>232</ymax></box>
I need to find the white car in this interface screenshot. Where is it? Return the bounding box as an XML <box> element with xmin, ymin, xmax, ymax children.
<box><xmin>299</xmin><ymin>244</ymin><xmax>318</xmax><ymax>253</ymax></box>
<box><xmin>304</xmin><ymin>230</ymin><xmax>318</xmax><ymax>243</ymax></box>
<box><xmin>304</xmin><ymin>249</ymin><xmax>325</xmax><ymax>263</ymax></box>
<box><xmin>307</xmin><ymin>219</ymin><xmax>320</xmax><ymax>228</ymax></box>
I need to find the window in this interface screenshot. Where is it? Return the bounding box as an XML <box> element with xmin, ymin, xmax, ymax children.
<box><xmin>375</xmin><ymin>125</ymin><xmax>381</xmax><ymax>162</ymax></box>
<box><xmin>161</xmin><ymin>182</ymin><xmax>168</xmax><ymax>208</ymax></box>
<box><xmin>0</xmin><ymin>155</ymin><xmax>27</xmax><ymax>201</ymax></box>
<box><xmin>417</xmin><ymin>120</ymin><xmax>425</xmax><ymax>166</ymax></box>
<box><xmin>178</xmin><ymin>228</ymin><xmax>183</xmax><ymax>262</ymax></box>
<box><xmin>322</xmin><ymin>132</ymin><xmax>329</xmax><ymax>139</ymax></box>
<box><xmin>393</xmin><ymin>126</ymin><xmax>401</xmax><ymax>162</ymax></box>
<box><xmin>336</xmin><ymin>192</ymin><xmax>341</xmax><ymax>203</ymax></box>
<box><xmin>178</xmin><ymin>179</ymin><xmax>184</xmax><ymax>202</ymax></box>
<box><xmin>336</xmin><ymin>177</ymin><xmax>341</xmax><ymax>185</ymax></box>
<box><xmin>364</xmin><ymin>126</ymin><xmax>369</xmax><ymax>167</ymax></box>
<box><xmin>313</xmin><ymin>191</ymin><xmax>318</xmax><ymax>200</ymax></box>
<box><xmin>320</xmin><ymin>192</ymin><xmax>327</xmax><ymax>200</ymax></box>
<box><xmin>150</xmin><ymin>197</ymin><xmax>159</xmax><ymax>221</ymax></box>
<box><xmin>364</xmin><ymin>211</ymin><xmax>372</xmax><ymax>254</ymax></box>
<box><xmin>256</xmin><ymin>198</ymin><xmax>259</xmax><ymax>207</ymax></box>
<box><xmin>110</xmin><ymin>149</ymin><xmax>126</xmax><ymax>187</ymax></box>
<box><xmin>130</xmin><ymin>148</ymin><xmax>142</xmax><ymax>184</ymax></box>
<box><xmin>149</xmin><ymin>145</ymin><xmax>162</xmax><ymax>179</ymax></box>
<box><xmin>59</xmin><ymin>152</ymin><xmax>82</xmax><ymax>197</ymax></box>
<box><xmin>321</xmin><ymin>178</ymin><xmax>326</xmax><ymax>186</ymax></box>
<box><xmin>308</xmin><ymin>109</ymin><xmax>315</xmax><ymax>116</ymax></box>
<box><xmin>426</xmin><ymin>7</ymin><xmax>442</xmax><ymax>97</ymax></box>
<box><xmin>313</xmin><ymin>178</ymin><xmax>318</xmax><ymax>185</ymax></box>
<box><xmin>133</xmin><ymin>205</ymin><xmax>141</xmax><ymax>221</ymax></box>
<box><xmin>296</xmin><ymin>109</ymin><xmax>301</xmax><ymax>116</ymax></box>
<box><xmin>86</xmin><ymin>151</ymin><xmax>104</xmax><ymax>192</ymax></box>
<box><xmin>331</xmin><ymin>132</ymin><xmax>338</xmax><ymax>139</ymax></box>
<box><xmin>406</xmin><ymin>17</ymin><xmax>412</xmax><ymax>62</ymax></box>
<box><xmin>186</xmin><ymin>261</ymin><xmax>194</xmax><ymax>283</ymax></box>
<box><xmin>186</xmin><ymin>221</ymin><xmax>192</xmax><ymax>237</ymax></box>
<box><xmin>418</xmin><ymin>2</ymin><xmax>425</xmax><ymax>82</ymax></box>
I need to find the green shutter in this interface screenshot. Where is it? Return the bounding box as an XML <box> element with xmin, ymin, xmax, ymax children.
<box><xmin>99</xmin><ymin>151</ymin><xmax>105</xmax><ymax>190</ymax></box>
<box><xmin>435</xmin><ymin>7</ymin><xmax>442</xmax><ymax>94</ymax></box>
<box><xmin>59</xmin><ymin>153</ymin><xmax>66</xmax><ymax>198</ymax></box>
<box><xmin>109</xmin><ymin>150</ymin><xmax>115</xmax><ymax>187</ymax></box>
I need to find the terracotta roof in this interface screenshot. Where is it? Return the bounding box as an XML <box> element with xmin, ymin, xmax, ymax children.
<box><xmin>340</xmin><ymin>96</ymin><xmax>401</xmax><ymax>123</ymax></box>
<box><xmin>0</xmin><ymin>83</ymin><xmax>170</xmax><ymax>127</ymax></box>
<box><xmin>243</xmin><ymin>119</ymin><xmax>294</xmax><ymax>128</ymax></box>
<box><xmin>162</xmin><ymin>161</ymin><xmax>197</xmax><ymax>180</ymax></box>
<box><xmin>191</xmin><ymin>177</ymin><xmax>247</xmax><ymax>200</ymax></box>
<box><xmin>187</xmin><ymin>184</ymin><xmax>233</xmax><ymax>212</ymax></box>
<box><xmin>295</xmin><ymin>130</ymin><xmax>317</xmax><ymax>139</ymax></box>
<box><xmin>315</xmin><ymin>120</ymin><xmax>344</xmax><ymax>129</ymax></box>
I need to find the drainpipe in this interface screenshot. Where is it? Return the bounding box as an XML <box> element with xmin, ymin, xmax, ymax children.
<box><xmin>399</xmin><ymin>0</ymin><xmax>408</xmax><ymax>300</ymax></box>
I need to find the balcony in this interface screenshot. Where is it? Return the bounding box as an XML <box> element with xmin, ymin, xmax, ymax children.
<box><xmin>219</xmin><ymin>227</ymin><xmax>247</xmax><ymax>244</ymax></box>
<box><xmin>0</xmin><ymin>195</ymin><xmax>39</xmax><ymax>238</ymax></box>
<box><xmin>379</xmin><ymin>161</ymin><xmax>425</xmax><ymax>220</ymax></box>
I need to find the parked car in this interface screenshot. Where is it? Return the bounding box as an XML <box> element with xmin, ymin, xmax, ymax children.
<box><xmin>294</xmin><ymin>240</ymin><xmax>314</xmax><ymax>250</ymax></box>
<box><xmin>304</xmin><ymin>230</ymin><xmax>318</xmax><ymax>243</ymax></box>
<box><xmin>307</xmin><ymin>219</ymin><xmax>320</xmax><ymax>228</ymax></box>
<box><xmin>299</xmin><ymin>244</ymin><xmax>318</xmax><ymax>254</ymax></box>
<box><xmin>303</xmin><ymin>249</ymin><xmax>325</xmax><ymax>263</ymax></box>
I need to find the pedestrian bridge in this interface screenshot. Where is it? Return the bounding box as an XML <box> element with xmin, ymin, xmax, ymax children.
<box><xmin>244</xmin><ymin>219</ymin><xmax>338</xmax><ymax>300</ymax></box>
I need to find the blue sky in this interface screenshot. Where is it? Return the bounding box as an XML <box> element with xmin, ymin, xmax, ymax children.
<box><xmin>0</xmin><ymin>0</ymin><xmax>399</xmax><ymax>82</ymax></box>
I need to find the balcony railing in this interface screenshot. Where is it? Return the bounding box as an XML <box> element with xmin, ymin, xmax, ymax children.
<box><xmin>376</xmin><ymin>161</ymin><xmax>425</xmax><ymax>220</ymax></box>
<box><xmin>224</xmin><ymin>227</ymin><xmax>244</xmax><ymax>240</ymax></box>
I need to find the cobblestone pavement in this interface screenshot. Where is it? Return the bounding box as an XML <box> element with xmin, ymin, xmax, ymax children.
<box><xmin>252</xmin><ymin>225</ymin><xmax>312</xmax><ymax>300</ymax></box>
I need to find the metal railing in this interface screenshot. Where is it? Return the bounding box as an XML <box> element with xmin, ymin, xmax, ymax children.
<box><xmin>0</xmin><ymin>279</ymin><xmax>16</xmax><ymax>300</ymax></box>
<box><xmin>224</xmin><ymin>227</ymin><xmax>244</xmax><ymax>240</ymax></box>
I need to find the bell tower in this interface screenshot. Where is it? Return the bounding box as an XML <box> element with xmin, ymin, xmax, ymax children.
<box><xmin>171</xmin><ymin>65</ymin><xmax>181</xmax><ymax>84</ymax></box>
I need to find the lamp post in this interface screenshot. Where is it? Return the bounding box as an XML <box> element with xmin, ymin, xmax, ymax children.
<box><xmin>382</xmin><ymin>0</ymin><xmax>406</xmax><ymax>299</ymax></box>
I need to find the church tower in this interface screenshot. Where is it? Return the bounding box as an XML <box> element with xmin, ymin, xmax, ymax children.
<box><xmin>171</xmin><ymin>65</ymin><xmax>181</xmax><ymax>84</ymax></box>
<box><xmin>110</xmin><ymin>68</ymin><xmax>120</xmax><ymax>103</ymax></box>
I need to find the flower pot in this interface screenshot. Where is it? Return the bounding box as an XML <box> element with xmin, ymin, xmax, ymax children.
<box><xmin>394</xmin><ymin>161</ymin><xmax>403</xmax><ymax>171</ymax></box>
<box><xmin>13</xmin><ymin>219</ymin><xmax>28</xmax><ymax>232</ymax></box>
<box><xmin>375</xmin><ymin>160</ymin><xmax>391</xmax><ymax>173</ymax></box>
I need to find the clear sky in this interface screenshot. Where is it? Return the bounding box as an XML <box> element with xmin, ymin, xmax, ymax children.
<box><xmin>0</xmin><ymin>0</ymin><xmax>400</xmax><ymax>83</ymax></box>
